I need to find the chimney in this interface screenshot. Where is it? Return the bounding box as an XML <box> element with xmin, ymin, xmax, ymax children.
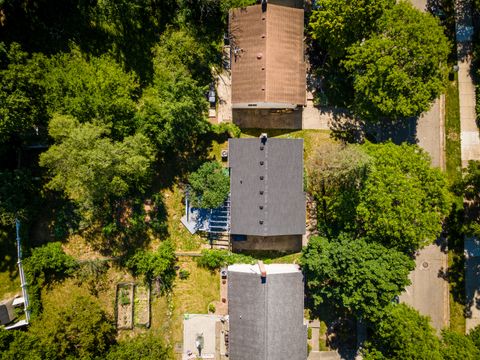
<box><xmin>257</xmin><ymin>260</ymin><xmax>267</xmax><ymax>278</ymax></box>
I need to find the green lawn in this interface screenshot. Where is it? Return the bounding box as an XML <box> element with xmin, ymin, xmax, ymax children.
<box><xmin>445</xmin><ymin>73</ymin><xmax>462</xmax><ymax>183</ymax></box>
<box><xmin>0</xmin><ymin>227</ymin><xmax>20</xmax><ymax>300</ymax></box>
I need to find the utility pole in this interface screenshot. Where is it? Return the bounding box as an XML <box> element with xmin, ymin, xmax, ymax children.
<box><xmin>16</xmin><ymin>219</ymin><xmax>30</xmax><ymax>323</ymax></box>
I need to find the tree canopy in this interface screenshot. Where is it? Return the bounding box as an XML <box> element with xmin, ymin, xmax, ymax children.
<box><xmin>343</xmin><ymin>1</ymin><xmax>449</xmax><ymax>120</ymax></box>
<box><xmin>309</xmin><ymin>0</ymin><xmax>394</xmax><ymax>59</ymax></box>
<box><xmin>29</xmin><ymin>294</ymin><xmax>116</xmax><ymax>360</ymax></box>
<box><xmin>301</xmin><ymin>234</ymin><xmax>414</xmax><ymax>321</ymax></box>
<box><xmin>39</xmin><ymin>115</ymin><xmax>154</xmax><ymax>227</ymax></box>
<box><xmin>0</xmin><ymin>42</ymin><xmax>47</xmax><ymax>146</ymax></box>
<box><xmin>363</xmin><ymin>304</ymin><xmax>443</xmax><ymax>359</ymax></box>
<box><xmin>358</xmin><ymin>142</ymin><xmax>451</xmax><ymax>252</ymax></box>
<box><xmin>188</xmin><ymin>161</ymin><xmax>230</xmax><ymax>209</ymax></box>
<box><xmin>106</xmin><ymin>334</ymin><xmax>171</xmax><ymax>360</ymax></box>
<box><xmin>43</xmin><ymin>50</ymin><xmax>140</xmax><ymax>139</ymax></box>
<box><xmin>307</xmin><ymin>142</ymin><xmax>451</xmax><ymax>253</ymax></box>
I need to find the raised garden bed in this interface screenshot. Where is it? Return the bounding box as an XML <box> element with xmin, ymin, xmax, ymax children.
<box><xmin>134</xmin><ymin>284</ymin><xmax>150</xmax><ymax>328</ymax></box>
<box><xmin>116</xmin><ymin>282</ymin><xmax>134</xmax><ymax>330</ymax></box>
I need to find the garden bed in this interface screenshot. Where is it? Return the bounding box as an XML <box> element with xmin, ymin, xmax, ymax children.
<box><xmin>134</xmin><ymin>284</ymin><xmax>150</xmax><ymax>328</ymax></box>
<box><xmin>116</xmin><ymin>282</ymin><xmax>134</xmax><ymax>329</ymax></box>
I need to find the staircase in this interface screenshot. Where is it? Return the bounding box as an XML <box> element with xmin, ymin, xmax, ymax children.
<box><xmin>207</xmin><ymin>196</ymin><xmax>231</xmax><ymax>250</ymax></box>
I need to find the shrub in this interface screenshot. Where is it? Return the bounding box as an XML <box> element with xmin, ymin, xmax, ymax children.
<box><xmin>196</xmin><ymin>249</ymin><xmax>255</xmax><ymax>270</ymax></box>
<box><xmin>208</xmin><ymin>303</ymin><xmax>216</xmax><ymax>313</ymax></box>
<box><xmin>178</xmin><ymin>269</ymin><xmax>190</xmax><ymax>279</ymax></box>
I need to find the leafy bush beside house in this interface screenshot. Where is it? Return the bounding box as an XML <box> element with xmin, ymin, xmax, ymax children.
<box><xmin>188</xmin><ymin>161</ymin><xmax>230</xmax><ymax>209</ymax></box>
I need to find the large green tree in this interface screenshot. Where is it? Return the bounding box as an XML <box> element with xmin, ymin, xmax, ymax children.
<box><xmin>39</xmin><ymin>115</ymin><xmax>154</xmax><ymax>227</ymax></box>
<box><xmin>357</xmin><ymin>142</ymin><xmax>451</xmax><ymax>253</ymax></box>
<box><xmin>307</xmin><ymin>142</ymin><xmax>451</xmax><ymax>253</ymax></box>
<box><xmin>188</xmin><ymin>161</ymin><xmax>230</xmax><ymax>209</ymax></box>
<box><xmin>363</xmin><ymin>304</ymin><xmax>443</xmax><ymax>359</ymax></box>
<box><xmin>343</xmin><ymin>1</ymin><xmax>449</xmax><ymax>120</ymax></box>
<box><xmin>43</xmin><ymin>50</ymin><xmax>139</xmax><ymax>139</ymax></box>
<box><xmin>441</xmin><ymin>330</ymin><xmax>480</xmax><ymax>360</ymax></box>
<box><xmin>455</xmin><ymin>160</ymin><xmax>480</xmax><ymax>238</ymax></box>
<box><xmin>29</xmin><ymin>294</ymin><xmax>116</xmax><ymax>360</ymax></box>
<box><xmin>309</xmin><ymin>0</ymin><xmax>394</xmax><ymax>59</ymax></box>
<box><xmin>135</xmin><ymin>34</ymin><xmax>210</xmax><ymax>159</ymax></box>
<box><xmin>301</xmin><ymin>234</ymin><xmax>414</xmax><ymax>322</ymax></box>
<box><xmin>307</xmin><ymin>142</ymin><xmax>371</xmax><ymax>236</ymax></box>
<box><xmin>0</xmin><ymin>42</ymin><xmax>47</xmax><ymax>145</ymax></box>
<box><xmin>106</xmin><ymin>334</ymin><xmax>171</xmax><ymax>360</ymax></box>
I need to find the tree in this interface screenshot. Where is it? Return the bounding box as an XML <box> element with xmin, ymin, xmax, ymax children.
<box><xmin>468</xmin><ymin>324</ymin><xmax>480</xmax><ymax>351</ymax></box>
<box><xmin>135</xmin><ymin>40</ymin><xmax>210</xmax><ymax>159</ymax></box>
<box><xmin>455</xmin><ymin>160</ymin><xmax>480</xmax><ymax>238</ymax></box>
<box><xmin>0</xmin><ymin>42</ymin><xmax>48</xmax><ymax>145</ymax></box>
<box><xmin>39</xmin><ymin>115</ymin><xmax>154</xmax><ymax>227</ymax></box>
<box><xmin>0</xmin><ymin>169</ymin><xmax>35</xmax><ymax>225</ymax></box>
<box><xmin>0</xmin><ymin>328</ymin><xmax>43</xmax><ymax>360</ymax></box>
<box><xmin>29</xmin><ymin>294</ymin><xmax>116</xmax><ymax>360</ymax></box>
<box><xmin>343</xmin><ymin>1</ymin><xmax>449</xmax><ymax>120</ymax></box>
<box><xmin>307</xmin><ymin>142</ymin><xmax>451</xmax><ymax>253</ymax></box>
<box><xmin>309</xmin><ymin>0</ymin><xmax>394</xmax><ymax>59</ymax></box>
<box><xmin>363</xmin><ymin>304</ymin><xmax>443</xmax><ymax>359</ymax></box>
<box><xmin>357</xmin><ymin>142</ymin><xmax>451</xmax><ymax>253</ymax></box>
<box><xmin>441</xmin><ymin>330</ymin><xmax>480</xmax><ymax>360</ymax></box>
<box><xmin>43</xmin><ymin>49</ymin><xmax>139</xmax><ymax>139</ymax></box>
<box><xmin>24</xmin><ymin>242</ymin><xmax>78</xmax><ymax>316</ymax></box>
<box><xmin>106</xmin><ymin>334</ymin><xmax>171</xmax><ymax>360</ymax></box>
<box><xmin>307</xmin><ymin>142</ymin><xmax>371</xmax><ymax>236</ymax></box>
<box><xmin>188</xmin><ymin>161</ymin><xmax>230</xmax><ymax>209</ymax></box>
<box><xmin>126</xmin><ymin>240</ymin><xmax>176</xmax><ymax>288</ymax></box>
<box><xmin>301</xmin><ymin>234</ymin><xmax>414</xmax><ymax>322</ymax></box>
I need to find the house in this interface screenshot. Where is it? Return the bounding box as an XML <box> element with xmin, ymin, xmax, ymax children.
<box><xmin>229</xmin><ymin>3</ymin><xmax>306</xmax><ymax>128</ymax></box>
<box><xmin>0</xmin><ymin>298</ymin><xmax>15</xmax><ymax>325</ymax></box>
<box><xmin>228</xmin><ymin>135</ymin><xmax>306</xmax><ymax>251</ymax></box>
<box><xmin>228</xmin><ymin>262</ymin><xmax>307</xmax><ymax>360</ymax></box>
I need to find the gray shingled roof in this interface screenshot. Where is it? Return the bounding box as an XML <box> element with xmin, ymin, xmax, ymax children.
<box><xmin>228</xmin><ymin>137</ymin><xmax>306</xmax><ymax>236</ymax></box>
<box><xmin>228</xmin><ymin>264</ymin><xmax>307</xmax><ymax>360</ymax></box>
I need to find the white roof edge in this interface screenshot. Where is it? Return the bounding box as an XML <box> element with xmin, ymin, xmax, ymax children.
<box><xmin>228</xmin><ymin>263</ymin><xmax>300</xmax><ymax>274</ymax></box>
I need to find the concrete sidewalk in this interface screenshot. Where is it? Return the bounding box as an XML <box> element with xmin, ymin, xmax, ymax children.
<box><xmin>455</xmin><ymin>0</ymin><xmax>480</xmax><ymax>166</ymax></box>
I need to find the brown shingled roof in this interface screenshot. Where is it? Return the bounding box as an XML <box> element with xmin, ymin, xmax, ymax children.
<box><xmin>229</xmin><ymin>4</ymin><xmax>306</xmax><ymax>107</ymax></box>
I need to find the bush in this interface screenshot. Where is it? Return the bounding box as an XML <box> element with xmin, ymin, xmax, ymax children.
<box><xmin>196</xmin><ymin>249</ymin><xmax>255</xmax><ymax>270</ymax></box>
<box><xmin>188</xmin><ymin>161</ymin><xmax>230</xmax><ymax>209</ymax></box>
<box><xmin>125</xmin><ymin>240</ymin><xmax>176</xmax><ymax>289</ymax></box>
<box><xmin>24</xmin><ymin>242</ymin><xmax>78</xmax><ymax>316</ymax></box>
<box><xmin>307</xmin><ymin>327</ymin><xmax>312</xmax><ymax>340</ymax></box>
<box><xmin>208</xmin><ymin>303</ymin><xmax>216</xmax><ymax>313</ymax></box>
<box><xmin>178</xmin><ymin>269</ymin><xmax>190</xmax><ymax>280</ymax></box>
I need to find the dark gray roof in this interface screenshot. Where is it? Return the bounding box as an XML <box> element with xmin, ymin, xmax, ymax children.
<box><xmin>228</xmin><ymin>137</ymin><xmax>305</xmax><ymax>236</ymax></box>
<box><xmin>228</xmin><ymin>264</ymin><xmax>307</xmax><ymax>360</ymax></box>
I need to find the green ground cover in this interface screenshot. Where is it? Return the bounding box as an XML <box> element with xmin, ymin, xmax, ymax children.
<box><xmin>445</xmin><ymin>73</ymin><xmax>462</xmax><ymax>183</ymax></box>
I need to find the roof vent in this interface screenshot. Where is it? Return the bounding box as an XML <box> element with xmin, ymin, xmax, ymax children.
<box><xmin>260</xmin><ymin>133</ymin><xmax>267</xmax><ymax>144</ymax></box>
<box><xmin>260</xmin><ymin>176</ymin><xmax>264</xmax><ymax>180</ymax></box>
<box><xmin>259</xmin><ymin>190</ymin><xmax>264</xmax><ymax>195</ymax></box>
<box><xmin>259</xmin><ymin>220</ymin><xmax>264</xmax><ymax>225</ymax></box>
<box><xmin>256</xmin><ymin>53</ymin><xmax>263</xmax><ymax>59</ymax></box>
<box><xmin>259</xmin><ymin>161</ymin><xmax>264</xmax><ymax>165</ymax></box>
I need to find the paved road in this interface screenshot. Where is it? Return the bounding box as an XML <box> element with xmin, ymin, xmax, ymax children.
<box><xmin>399</xmin><ymin>243</ymin><xmax>449</xmax><ymax>333</ymax></box>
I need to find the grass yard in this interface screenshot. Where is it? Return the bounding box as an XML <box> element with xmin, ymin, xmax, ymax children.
<box><xmin>445</xmin><ymin>73</ymin><xmax>462</xmax><ymax>183</ymax></box>
<box><xmin>162</xmin><ymin>186</ymin><xmax>205</xmax><ymax>252</ymax></box>
<box><xmin>448</xmin><ymin>248</ymin><xmax>466</xmax><ymax>334</ymax></box>
<box><xmin>240</xmin><ymin>129</ymin><xmax>333</xmax><ymax>163</ymax></box>
<box><xmin>0</xmin><ymin>227</ymin><xmax>20</xmax><ymax>300</ymax></box>
<box><xmin>170</xmin><ymin>258</ymin><xmax>220</xmax><ymax>348</ymax></box>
